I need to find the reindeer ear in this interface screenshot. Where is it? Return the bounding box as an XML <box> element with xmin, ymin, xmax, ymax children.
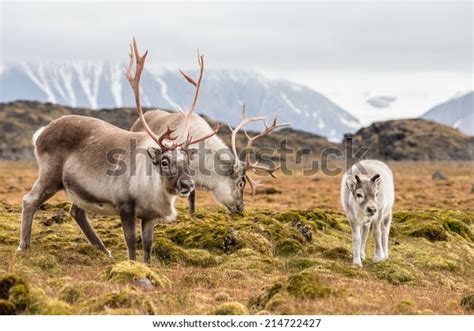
<box><xmin>371</xmin><ymin>174</ymin><xmax>382</xmax><ymax>189</ymax></box>
<box><xmin>147</xmin><ymin>147</ymin><xmax>162</xmax><ymax>164</ymax></box>
<box><xmin>346</xmin><ymin>175</ymin><xmax>358</xmax><ymax>192</ymax></box>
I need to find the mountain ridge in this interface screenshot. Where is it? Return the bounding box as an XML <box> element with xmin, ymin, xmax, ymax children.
<box><xmin>421</xmin><ymin>91</ymin><xmax>473</xmax><ymax>136</ymax></box>
<box><xmin>0</xmin><ymin>61</ymin><xmax>360</xmax><ymax>141</ymax></box>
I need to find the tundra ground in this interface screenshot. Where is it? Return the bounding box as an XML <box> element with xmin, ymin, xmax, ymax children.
<box><xmin>0</xmin><ymin>161</ymin><xmax>473</xmax><ymax>314</ymax></box>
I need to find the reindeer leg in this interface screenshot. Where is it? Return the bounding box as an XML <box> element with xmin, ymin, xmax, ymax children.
<box><xmin>350</xmin><ymin>219</ymin><xmax>363</xmax><ymax>266</ymax></box>
<box><xmin>373</xmin><ymin>220</ymin><xmax>385</xmax><ymax>262</ymax></box>
<box><xmin>188</xmin><ymin>189</ymin><xmax>196</xmax><ymax>215</ymax></box>
<box><xmin>382</xmin><ymin>212</ymin><xmax>392</xmax><ymax>260</ymax></box>
<box><xmin>119</xmin><ymin>202</ymin><xmax>137</xmax><ymax>260</ymax></box>
<box><xmin>70</xmin><ymin>204</ymin><xmax>111</xmax><ymax>257</ymax></box>
<box><xmin>360</xmin><ymin>222</ymin><xmax>371</xmax><ymax>260</ymax></box>
<box><xmin>18</xmin><ymin>178</ymin><xmax>59</xmax><ymax>251</ymax></box>
<box><xmin>141</xmin><ymin>218</ymin><xmax>155</xmax><ymax>264</ymax></box>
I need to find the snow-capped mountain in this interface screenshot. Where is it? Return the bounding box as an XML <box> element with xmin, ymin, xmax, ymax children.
<box><xmin>421</xmin><ymin>91</ymin><xmax>473</xmax><ymax>136</ymax></box>
<box><xmin>0</xmin><ymin>61</ymin><xmax>360</xmax><ymax>140</ymax></box>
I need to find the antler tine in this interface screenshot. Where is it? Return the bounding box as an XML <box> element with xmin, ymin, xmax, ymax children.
<box><xmin>229</xmin><ymin>103</ymin><xmax>266</xmax><ymax>163</ymax></box>
<box><xmin>124</xmin><ymin>38</ymin><xmax>178</xmax><ymax>151</ymax></box>
<box><xmin>245</xmin><ymin>174</ymin><xmax>261</xmax><ymax>196</ymax></box>
<box><xmin>176</xmin><ymin>49</ymin><xmax>220</xmax><ymax>149</ymax></box>
<box><xmin>243</xmin><ymin>112</ymin><xmax>289</xmax><ymax>177</ymax></box>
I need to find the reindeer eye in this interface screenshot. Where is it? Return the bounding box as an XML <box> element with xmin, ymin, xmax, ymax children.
<box><xmin>356</xmin><ymin>193</ymin><xmax>363</xmax><ymax>199</ymax></box>
<box><xmin>161</xmin><ymin>159</ymin><xmax>169</xmax><ymax>168</ymax></box>
<box><xmin>238</xmin><ymin>180</ymin><xmax>245</xmax><ymax>189</ymax></box>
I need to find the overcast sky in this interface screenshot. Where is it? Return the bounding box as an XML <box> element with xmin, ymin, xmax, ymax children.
<box><xmin>1</xmin><ymin>1</ymin><xmax>472</xmax><ymax>123</ymax></box>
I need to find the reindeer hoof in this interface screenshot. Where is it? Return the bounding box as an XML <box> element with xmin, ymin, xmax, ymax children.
<box><xmin>374</xmin><ymin>255</ymin><xmax>385</xmax><ymax>262</ymax></box>
<box><xmin>16</xmin><ymin>244</ymin><xmax>29</xmax><ymax>252</ymax></box>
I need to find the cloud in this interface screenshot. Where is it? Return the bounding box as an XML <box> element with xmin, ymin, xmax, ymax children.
<box><xmin>0</xmin><ymin>2</ymin><xmax>472</xmax><ymax>75</ymax></box>
<box><xmin>366</xmin><ymin>96</ymin><xmax>398</xmax><ymax>109</ymax></box>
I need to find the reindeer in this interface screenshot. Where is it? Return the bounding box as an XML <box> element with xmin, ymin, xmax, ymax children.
<box><xmin>130</xmin><ymin>55</ymin><xmax>288</xmax><ymax>214</ymax></box>
<box><xmin>16</xmin><ymin>39</ymin><xmax>217</xmax><ymax>263</ymax></box>
<box><xmin>340</xmin><ymin>160</ymin><xmax>395</xmax><ymax>266</ymax></box>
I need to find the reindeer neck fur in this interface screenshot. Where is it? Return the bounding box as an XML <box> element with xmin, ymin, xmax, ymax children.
<box><xmin>128</xmin><ymin>138</ymin><xmax>178</xmax><ymax>222</ymax></box>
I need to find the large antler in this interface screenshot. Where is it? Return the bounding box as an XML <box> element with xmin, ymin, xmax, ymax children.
<box><xmin>178</xmin><ymin>50</ymin><xmax>220</xmax><ymax>149</ymax></box>
<box><xmin>124</xmin><ymin>38</ymin><xmax>180</xmax><ymax>151</ymax></box>
<box><xmin>244</xmin><ymin>112</ymin><xmax>289</xmax><ymax>177</ymax></box>
<box><xmin>229</xmin><ymin>105</ymin><xmax>289</xmax><ymax>195</ymax></box>
<box><xmin>228</xmin><ymin>104</ymin><xmax>266</xmax><ymax>163</ymax></box>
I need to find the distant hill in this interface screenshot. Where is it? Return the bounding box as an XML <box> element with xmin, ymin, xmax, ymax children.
<box><xmin>421</xmin><ymin>92</ymin><xmax>473</xmax><ymax>136</ymax></box>
<box><xmin>347</xmin><ymin>118</ymin><xmax>474</xmax><ymax>161</ymax></box>
<box><xmin>1</xmin><ymin>102</ymin><xmax>472</xmax><ymax>161</ymax></box>
<box><xmin>0</xmin><ymin>101</ymin><xmax>337</xmax><ymax>161</ymax></box>
<box><xmin>0</xmin><ymin>62</ymin><xmax>360</xmax><ymax>140</ymax></box>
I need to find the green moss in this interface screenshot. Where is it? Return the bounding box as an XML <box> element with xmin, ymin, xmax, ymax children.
<box><xmin>27</xmin><ymin>287</ymin><xmax>72</xmax><ymax>315</ymax></box>
<box><xmin>394</xmin><ymin>210</ymin><xmax>474</xmax><ymax>242</ymax></box>
<box><xmin>286</xmin><ymin>271</ymin><xmax>331</xmax><ymax>299</ymax></box>
<box><xmin>366</xmin><ymin>260</ymin><xmax>417</xmax><ymax>285</ymax></box>
<box><xmin>273</xmin><ymin>209</ymin><xmax>343</xmax><ymax>232</ymax></box>
<box><xmin>212</xmin><ymin>302</ymin><xmax>248</xmax><ymax>315</ymax></box>
<box><xmin>248</xmin><ymin>282</ymin><xmax>284</xmax><ymax>311</ymax></box>
<box><xmin>0</xmin><ymin>273</ymin><xmax>28</xmax><ymax>300</ymax></box>
<box><xmin>235</xmin><ymin>231</ymin><xmax>273</xmax><ymax>256</ymax></box>
<box><xmin>85</xmin><ymin>288</ymin><xmax>154</xmax><ymax>315</ymax></box>
<box><xmin>265</xmin><ymin>293</ymin><xmax>288</xmax><ymax>311</ymax></box>
<box><xmin>407</xmin><ymin>223</ymin><xmax>448</xmax><ymax>242</ymax></box>
<box><xmin>220</xmin><ymin>249</ymin><xmax>279</xmax><ymax>274</ymax></box>
<box><xmin>153</xmin><ymin>238</ymin><xmax>187</xmax><ymax>264</ymax></box>
<box><xmin>60</xmin><ymin>284</ymin><xmax>82</xmax><ymax>304</ymax></box>
<box><xmin>162</xmin><ymin>219</ymin><xmax>238</xmax><ymax>254</ymax></box>
<box><xmin>104</xmin><ymin>261</ymin><xmax>169</xmax><ymax>287</ymax></box>
<box><xmin>182</xmin><ymin>249</ymin><xmax>220</xmax><ymax>268</ymax></box>
<box><xmin>287</xmin><ymin>258</ymin><xmax>317</xmax><ymax>270</ymax></box>
<box><xmin>9</xmin><ymin>284</ymin><xmax>30</xmax><ymax>311</ymax></box>
<box><xmin>275</xmin><ymin>239</ymin><xmax>303</xmax><ymax>257</ymax></box>
<box><xmin>0</xmin><ymin>299</ymin><xmax>16</xmax><ymax>314</ymax></box>
<box><xmin>0</xmin><ymin>273</ymin><xmax>29</xmax><ymax>313</ymax></box>
<box><xmin>322</xmin><ymin>247</ymin><xmax>351</xmax><ymax>261</ymax></box>
<box><xmin>153</xmin><ymin>239</ymin><xmax>220</xmax><ymax>267</ymax></box>
<box><xmin>460</xmin><ymin>294</ymin><xmax>474</xmax><ymax>311</ymax></box>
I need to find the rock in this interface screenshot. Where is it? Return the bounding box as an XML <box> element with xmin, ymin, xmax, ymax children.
<box><xmin>432</xmin><ymin>171</ymin><xmax>448</xmax><ymax>180</ymax></box>
<box><xmin>132</xmin><ymin>278</ymin><xmax>154</xmax><ymax>290</ymax></box>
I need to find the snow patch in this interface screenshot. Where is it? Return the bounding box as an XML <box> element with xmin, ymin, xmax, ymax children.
<box><xmin>20</xmin><ymin>62</ymin><xmax>57</xmax><ymax>103</ymax></box>
<box><xmin>110</xmin><ymin>62</ymin><xmax>123</xmax><ymax>107</ymax></box>
<box><xmin>453</xmin><ymin>118</ymin><xmax>463</xmax><ymax>129</ymax></box>
<box><xmin>340</xmin><ymin>116</ymin><xmax>360</xmax><ymax>129</ymax></box>
<box><xmin>281</xmin><ymin>92</ymin><xmax>302</xmax><ymax>114</ymax></box>
<box><xmin>156</xmin><ymin>76</ymin><xmax>181</xmax><ymax>109</ymax></box>
<box><xmin>72</xmin><ymin>61</ymin><xmax>103</xmax><ymax>109</ymax></box>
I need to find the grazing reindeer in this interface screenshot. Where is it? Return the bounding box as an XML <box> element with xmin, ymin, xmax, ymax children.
<box><xmin>17</xmin><ymin>39</ymin><xmax>217</xmax><ymax>263</ymax></box>
<box><xmin>130</xmin><ymin>54</ymin><xmax>288</xmax><ymax>214</ymax></box>
<box><xmin>340</xmin><ymin>160</ymin><xmax>395</xmax><ymax>266</ymax></box>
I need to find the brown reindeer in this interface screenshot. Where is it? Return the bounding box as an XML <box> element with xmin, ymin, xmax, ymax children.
<box><xmin>17</xmin><ymin>39</ymin><xmax>217</xmax><ymax>263</ymax></box>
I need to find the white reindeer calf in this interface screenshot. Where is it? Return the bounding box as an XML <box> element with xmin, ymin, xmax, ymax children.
<box><xmin>340</xmin><ymin>160</ymin><xmax>395</xmax><ymax>266</ymax></box>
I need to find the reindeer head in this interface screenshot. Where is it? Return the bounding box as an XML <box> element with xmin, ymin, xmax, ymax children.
<box><xmin>346</xmin><ymin>174</ymin><xmax>382</xmax><ymax>216</ymax></box>
<box><xmin>124</xmin><ymin>38</ymin><xmax>218</xmax><ymax>198</ymax></box>
<box><xmin>146</xmin><ymin>144</ymin><xmax>197</xmax><ymax>197</ymax></box>
<box><xmin>215</xmin><ymin>105</ymin><xmax>288</xmax><ymax>214</ymax></box>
